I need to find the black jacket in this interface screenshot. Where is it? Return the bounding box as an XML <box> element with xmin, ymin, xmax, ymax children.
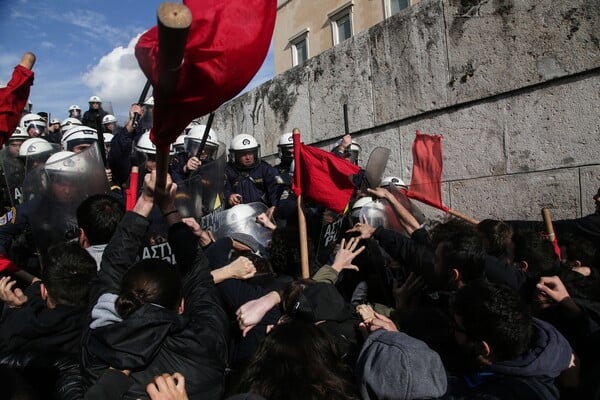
<box><xmin>81</xmin><ymin>212</ymin><xmax>229</xmax><ymax>399</ymax></box>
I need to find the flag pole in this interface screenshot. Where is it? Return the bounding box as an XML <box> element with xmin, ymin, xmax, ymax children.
<box><xmin>297</xmin><ymin>194</ymin><xmax>310</xmax><ymax>278</ymax></box>
<box><xmin>292</xmin><ymin>127</ymin><xmax>310</xmax><ymax>278</ymax></box>
<box><xmin>542</xmin><ymin>207</ymin><xmax>562</xmax><ymax>259</ymax></box>
<box><xmin>155</xmin><ymin>2</ymin><xmax>192</xmax><ymax>188</ymax></box>
<box><xmin>447</xmin><ymin>208</ymin><xmax>479</xmax><ymax>225</ymax></box>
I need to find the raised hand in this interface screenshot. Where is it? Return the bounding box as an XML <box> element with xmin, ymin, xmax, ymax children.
<box><xmin>0</xmin><ymin>276</ymin><xmax>28</xmax><ymax>308</ymax></box>
<box><xmin>331</xmin><ymin>237</ymin><xmax>365</xmax><ymax>273</ymax></box>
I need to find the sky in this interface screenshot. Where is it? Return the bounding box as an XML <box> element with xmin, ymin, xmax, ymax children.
<box><xmin>0</xmin><ymin>0</ymin><xmax>274</xmax><ymax>123</ymax></box>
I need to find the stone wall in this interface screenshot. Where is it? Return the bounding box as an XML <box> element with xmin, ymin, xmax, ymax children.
<box><xmin>199</xmin><ymin>0</ymin><xmax>600</xmax><ymax>221</ymax></box>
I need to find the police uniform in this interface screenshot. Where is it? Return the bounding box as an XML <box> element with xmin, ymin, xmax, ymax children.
<box><xmin>224</xmin><ymin>160</ymin><xmax>282</xmax><ymax>207</ymax></box>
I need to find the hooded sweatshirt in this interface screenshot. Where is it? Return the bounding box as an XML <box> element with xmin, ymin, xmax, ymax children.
<box><xmin>449</xmin><ymin>318</ymin><xmax>572</xmax><ymax>400</ymax></box>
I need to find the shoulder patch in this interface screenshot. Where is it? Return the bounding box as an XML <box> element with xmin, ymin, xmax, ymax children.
<box><xmin>0</xmin><ymin>207</ymin><xmax>16</xmax><ymax>226</ymax></box>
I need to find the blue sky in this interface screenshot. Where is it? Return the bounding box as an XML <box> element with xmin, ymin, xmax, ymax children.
<box><xmin>0</xmin><ymin>0</ymin><xmax>274</xmax><ymax>123</ymax></box>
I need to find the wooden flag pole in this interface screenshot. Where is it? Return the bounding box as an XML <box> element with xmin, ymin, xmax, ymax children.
<box><xmin>297</xmin><ymin>194</ymin><xmax>310</xmax><ymax>279</ymax></box>
<box><xmin>292</xmin><ymin>127</ymin><xmax>310</xmax><ymax>278</ymax></box>
<box><xmin>542</xmin><ymin>208</ymin><xmax>556</xmax><ymax>242</ymax></box>
<box><xmin>447</xmin><ymin>208</ymin><xmax>479</xmax><ymax>225</ymax></box>
<box><xmin>155</xmin><ymin>2</ymin><xmax>192</xmax><ymax>188</ymax></box>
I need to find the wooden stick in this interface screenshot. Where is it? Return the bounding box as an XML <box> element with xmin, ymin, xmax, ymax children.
<box><xmin>19</xmin><ymin>52</ymin><xmax>36</xmax><ymax>70</ymax></box>
<box><xmin>154</xmin><ymin>2</ymin><xmax>192</xmax><ymax>188</ymax></box>
<box><xmin>297</xmin><ymin>194</ymin><xmax>310</xmax><ymax>279</ymax></box>
<box><xmin>447</xmin><ymin>208</ymin><xmax>479</xmax><ymax>225</ymax></box>
<box><xmin>157</xmin><ymin>2</ymin><xmax>192</xmax><ymax>96</ymax></box>
<box><xmin>542</xmin><ymin>208</ymin><xmax>556</xmax><ymax>242</ymax></box>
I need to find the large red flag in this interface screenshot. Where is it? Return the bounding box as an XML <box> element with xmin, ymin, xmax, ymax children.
<box><xmin>0</xmin><ymin>65</ymin><xmax>34</xmax><ymax>147</ymax></box>
<box><xmin>292</xmin><ymin>133</ymin><xmax>361</xmax><ymax>214</ymax></box>
<box><xmin>406</xmin><ymin>131</ymin><xmax>449</xmax><ymax>212</ymax></box>
<box><xmin>135</xmin><ymin>0</ymin><xmax>276</xmax><ymax>150</ymax></box>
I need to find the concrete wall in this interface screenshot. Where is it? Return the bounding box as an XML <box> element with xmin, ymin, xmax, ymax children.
<box><xmin>200</xmin><ymin>0</ymin><xmax>600</xmax><ymax>222</ymax></box>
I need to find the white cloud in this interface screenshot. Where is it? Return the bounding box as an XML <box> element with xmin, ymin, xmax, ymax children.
<box><xmin>82</xmin><ymin>34</ymin><xmax>147</xmax><ymax>116</ymax></box>
<box><xmin>40</xmin><ymin>41</ymin><xmax>54</xmax><ymax>49</ymax></box>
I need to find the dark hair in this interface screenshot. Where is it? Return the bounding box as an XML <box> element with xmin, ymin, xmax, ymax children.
<box><xmin>76</xmin><ymin>194</ymin><xmax>124</xmax><ymax>245</ymax></box>
<box><xmin>115</xmin><ymin>259</ymin><xmax>182</xmax><ymax>319</ymax></box>
<box><xmin>41</xmin><ymin>242</ymin><xmax>97</xmax><ymax>307</ymax></box>
<box><xmin>436</xmin><ymin>230</ymin><xmax>486</xmax><ymax>283</ymax></box>
<box><xmin>270</xmin><ymin>226</ymin><xmax>315</xmax><ymax>278</ymax></box>
<box><xmin>431</xmin><ymin>218</ymin><xmax>476</xmax><ymax>248</ymax></box>
<box><xmin>477</xmin><ymin>219</ymin><xmax>514</xmax><ymax>260</ymax></box>
<box><xmin>512</xmin><ymin>229</ymin><xmax>558</xmax><ymax>276</ymax></box>
<box><xmin>233</xmin><ymin>319</ymin><xmax>359</xmax><ymax>400</ymax></box>
<box><xmin>230</xmin><ymin>250</ymin><xmax>273</xmax><ymax>275</ymax></box>
<box><xmin>452</xmin><ymin>281</ymin><xmax>532</xmax><ymax>361</ymax></box>
<box><xmin>559</xmin><ymin>233</ymin><xmax>598</xmax><ymax>271</ymax></box>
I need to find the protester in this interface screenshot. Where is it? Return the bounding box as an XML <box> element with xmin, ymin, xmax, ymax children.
<box><xmin>81</xmin><ymin>171</ymin><xmax>228</xmax><ymax>399</ymax></box>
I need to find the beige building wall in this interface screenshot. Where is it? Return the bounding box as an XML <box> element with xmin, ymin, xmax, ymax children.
<box><xmin>275</xmin><ymin>0</ymin><xmax>405</xmax><ymax>74</ymax></box>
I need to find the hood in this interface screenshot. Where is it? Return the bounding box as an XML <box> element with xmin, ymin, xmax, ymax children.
<box><xmin>489</xmin><ymin>318</ymin><xmax>572</xmax><ymax>378</ymax></box>
<box><xmin>87</xmin><ymin>303</ymin><xmax>186</xmax><ymax>370</ymax></box>
<box><xmin>356</xmin><ymin>330</ymin><xmax>447</xmax><ymax>400</ymax></box>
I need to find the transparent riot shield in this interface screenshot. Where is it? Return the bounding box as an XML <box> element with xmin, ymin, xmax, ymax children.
<box><xmin>387</xmin><ymin>185</ymin><xmax>427</xmax><ymax>225</ymax></box>
<box><xmin>209</xmin><ymin>202</ymin><xmax>272</xmax><ymax>257</ymax></box>
<box><xmin>0</xmin><ymin>153</ymin><xmax>26</xmax><ymax>208</ymax></box>
<box><xmin>26</xmin><ymin>145</ymin><xmax>109</xmax><ymax>261</ymax></box>
<box><xmin>175</xmin><ymin>141</ymin><xmax>226</xmax><ymax>219</ymax></box>
<box><xmin>358</xmin><ymin>199</ymin><xmax>404</xmax><ymax>233</ymax></box>
<box><xmin>316</xmin><ymin>208</ymin><xmax>346</xmax><ymax>266</ymax></box>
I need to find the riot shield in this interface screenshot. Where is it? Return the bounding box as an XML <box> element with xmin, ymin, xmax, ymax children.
<box><xmin>208</xmin><ymin>202</ymin><xmax>272</xmax><ymax>257</ymax></box>
<box><xmin>315</xmin><ymin>208</ymin><xmax>347</xmax><ymax>266</ymax></box>
<box><xmin>0</xmin><ymin>154</ymin><xmax>26</xmax><ymax>208</ymax></box>
<box><xmin>358</xmin><ymin>199</ymin><xmax>404</xmax><ymax>233</ymax></box>
<box><xmin>175</xmin><ymin>142</ymin><xmax>226</xmax><ymax>219</ymax></box>
<box><xmin>26</xmin><ymin>145</ymin><xmax>109</xmax><ymax>260</ymax></box>
<box><xmin>387</xmin><ymin>185</ymin><xmax>427</xmax><ymax>225</ymax></box>
<box><xmin>363</xmin><ymin>147</ymin><xmax>390</xmax><ymax>188</ymax></box>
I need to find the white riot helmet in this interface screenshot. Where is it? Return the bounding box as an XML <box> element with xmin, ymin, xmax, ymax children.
<box><xmin>44</xmin><ymin>151</ymin><xmax>86</xmax><ymax>191</ymax></box>
<box><xmin>185</xmin><ymin>125</ymin><xmax>219</xmax><ymax>161</ymax></box>
<box><xmin>19</xmin><ymin>113</ymin><xmax>47</xmax><ymax>137</ymax></box>
<box><xmin>49</xmin><ymin>118</ymin><xmax>61</xmax><ymax>126</ymax></box>
<box><xmin>88</xmin><ymin>95</ymin><xmax>102</xmax><ymax>103</ymax></box>
<box><xmin>9</xmin><ymin>127</ymin><xmax>29</xmax><ymax>142</ymax></box>
<box><xmin>350</xmin><ymin>196</ymin><xmax>374</xmax><ymax>222</ymax></box>
<box><xmin>173</xmin><ymin>133</ymin><xmax>186</xmax><ymax>154</ymax></box>
<box><xmin>68</xmin><ymin>105</ymin><xmax>81</xmax><ymax>118</ymax></box>
<box><xmin>380</xmin><ymin>176</ymin><xmax>408</xmax><ymax>190</ymax></box>
<box><xmin>19</xmin><ymin>138</ymin><xmax>56</xmax><ymax>170</ymax></box>
<box><xmin>102</xmin><ymin>114</ymin><xmax>117</xmax><ymax>125</ymax></box>
<box><xmin>103</xmin><ymin>133</ymin><xmax>114</xmax><ymax>144</ymax></box>
<box><xmin>103</xmin><ymin>133</ymin><xmax>114</xmax><ymax>153</ymax></box>
<box><xmin>333</xmin><ymin>139</ymin><xmax>361</xmax><ymax>165</ymax></box>
<box><xmin>229</xmin><ymin>134</ymin><xmax>260</xmax><ymax>170</ymax></box>
<box><xmin>277</xmin><ymin>132</ymin><xmax>294</xmax><ymax>163</ymax></box>
<box><xmin>61</xmin><ymin>126</ymin><xmax>98</xmax><ymax>152</ymax></box>
<box><xmin>135</xmin><ymin>130</ymin><xmax>175</xmax><ymax>157</ymax></box>
<box><xmin>60</xmin><ymin>118</ymin><xmax>82</xmax><ymax>134</ymax></box>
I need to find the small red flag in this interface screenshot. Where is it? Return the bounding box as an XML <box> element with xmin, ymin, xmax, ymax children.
<box><xmin>406</xmin><ymin>131</ymin><xmax>449</xmax><ymax>212</ymax></box>
<box><xmin>292</xmin><ymin>133</ymin><xmax>361</xmax><ymax>214</ymax></box>
<box><xmin>135</xmin><ymin>0</ymin><xmax>276</xmax><ymax>150</ymax></box>
<box><xmin>0</xmin><ymin>65</ymin><xmax>34</xmax><ymax>146</ymax></box>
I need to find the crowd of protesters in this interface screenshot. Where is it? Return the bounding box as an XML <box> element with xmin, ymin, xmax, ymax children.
<box><xmin>0</xmin><ymin>86</ymin><xmax>599</xmax><ymax>400</ymax></box>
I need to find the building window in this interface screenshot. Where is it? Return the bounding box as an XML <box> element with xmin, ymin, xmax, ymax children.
<box><xmin>384</xmin><ymin>0</ymin><xmax>410</xmax><ymax>18</ymax></box>
<box><xmin>328</xmin><ymin>1</ymin><xmax>354</xmax><ymax>46</ymax></box>
<box><xmin>289</xmin><ymin>28</ymin><xmax>309</xmax><ymax>67</ymax></box>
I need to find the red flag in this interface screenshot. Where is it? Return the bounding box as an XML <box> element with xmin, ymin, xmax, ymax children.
<box><xmin>292</xmin><ymin>133</ymin><xmax>361</xmax><ymax>214</ymax></box>
<box><xmin>0</xmin><ymin>65</ymin><xmax>34</xmax><ymax>146</ymax></box>
<box><xmin>406</xmin><ymin>131</ymin><xmax>449</xmax><ymax>212</ymax></box>
<box><xmin>135</xmin><ymin>0</ymin><xmax>276</xmax><ymax>150</ymax></box>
